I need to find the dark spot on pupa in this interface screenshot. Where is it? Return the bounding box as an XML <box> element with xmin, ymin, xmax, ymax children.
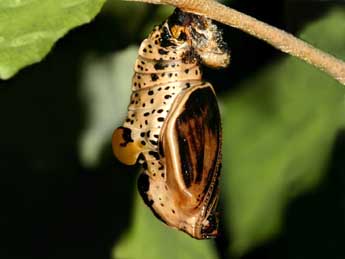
<box><xmin>149</xmin><ymin>151</ymin><xmax>160</xmax><ymax>160</ymax></box>
<box><xmin>154</xmin><ymin>62</ymin><xmax>168</xmax><ymax>70</ymax></box>
<box><xmin>164</xmin><ymin>95</ymin><xmax>172</xmax><ymax>99</ymax></box>
<box><xmin>158</xmin><ymin>117</ymin><xmax>165</xmax><ymax>122</ymax></box>
<box><xmin>144</xmin><ymin>112</ymin><xmax>150</xmax><ymax>117</ymax></box>
<box><xmin>148</xmin><ymin>90</ymin><xmax>154</xmax><ymax>95</ymax></box>
<box><xmin>151</xmin><ymin>74</ymin><xmax>159</xmax><ymax>81</ymax></box>
<box><xmin>150</xmin><ymin>140</ymin><xmax>158</xmax><ymax>146</ymax></box>
<box><xmin>118</xmin><ymin>127</ymin><xmax>134</xmax><ymax>147</ymax></box>
<box><xmin>159</xmin><ymin>49</ymin><xmax>169</xmax><ymax>55</ymax></box>
<box><xmin>137</xmin><ymin>173</ymin><xmax>152</xmax><ymax>207</ymax></box>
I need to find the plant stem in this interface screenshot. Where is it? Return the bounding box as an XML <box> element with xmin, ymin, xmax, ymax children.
<box><xmin>126</xmin><ymin>0</ymin><xmax>345</xmax><ymax>85</ymax></box>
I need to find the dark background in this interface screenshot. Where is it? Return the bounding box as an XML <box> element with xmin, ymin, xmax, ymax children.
<box><xmin>0</xmin><ymin>0</ymin><xmax>344</xmax><ymax>258</ymax></box>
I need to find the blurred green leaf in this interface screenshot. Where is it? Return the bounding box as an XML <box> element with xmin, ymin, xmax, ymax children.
<box><xmin>79</xmin><ymin>46</ymin><xmax>138</xmax><ymax>168</ymax></box>
<box><xmin>0</xmin><ymin>0</ymin><xmax>106</xmax><ymax>79</ymax></box>
<box><xmin>221</xmin><ymin>7</ymin><xmax>345</xmax><ymax>256</ymax></box>
<box><xmin>113</xmin><ymin>193</ymin><xmax>218</xmax><ymax>259</ymax></box>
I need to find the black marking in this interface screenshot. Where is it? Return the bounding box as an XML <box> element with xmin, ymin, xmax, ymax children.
<box><xmin>150</xmin><ymin>140</ymin><xmax>158</xmax><ymax>146</ymax></box>
<box><xmin>185</xmin><ymin>69</ymin><xmax>189</xmax><ymax>74</ymax></box>
<box><xmin>149</xmin><ymin>151</ymin><xmax>160</xmax><ymax>160</ymax></box>
<box><xmin>178</xmin><ymin>31</ymin><xmax>187</xmax><ymax>41</ymax></box>
<box><xmin>140</xmin><ymin>132</ymin><xmax>145</xmax><ymax>137</ymax></box>
<box><xmin>158</xmin><ymin>49</ymin><xmax>169</xmax><ymax>55</ymax></box>
<box><xmin>151</xmin><ymin>74</ymin><xmax>159</xmax><ymax>81</ymax></box>
<box><xmin>119</xmin><ymin>127</ymin><xmax>134</xmax><ymax>147</ymax></box>
<box><xmin>164</xmin><ymin>95</ymin><xmax>172</xmax><ymax>99</ymax></box>
<box><xmin>144</xmin><ymin>112</ymin><xmax>150</xmax><ymax>117</ymax></box>
<box><xmin>157</xmin><ymin>109</ymin><xmax>164</xmax><ymax>113</ymax></box>
<box><xmin>158</xmin><ymin>117</ymin><xmax>165</xmax><ymax>122</ymax></box>
<box><xmin>159</xmin><ymin>141</ymin><xmax>165</xmax><ymax>157</ymax></box>
<box><xmin>159</xmin><ymin>26</ymin><xmax>174</xmax><ymax>48</ymax></box>
<box><xmin>148</xmin><ymin>90</ymin><xmax>154</xmax><ymax>95</ymax></box>
<box><xmin>137</xmin><ymin>173</ymin><xmax>154</xmax><ymax>207</ymax></box>
<box><xmin>154</xmin><ymin>62</ymin><xmax>168</xmax><ymax>70</ymax></box>
<box><xmin>178</xmin><ymin>137</ymin><xmax>193</xmax><ymax>187</ymax></box>
<box><xmin>141</xmin><ymin>141</ymin><xmax>146</xmax><ymax>146</ymax></box>
<box><xmin>150</xmin><ymin>98</ymin><xmax>154</xmax><ymax>104</ymax></box>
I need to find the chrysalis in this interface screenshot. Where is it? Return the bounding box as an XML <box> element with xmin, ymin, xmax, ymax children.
<box><xmin>112</xmin><ymin>8</ymin><xmax>230</xmax><ymax>239</ymax></box>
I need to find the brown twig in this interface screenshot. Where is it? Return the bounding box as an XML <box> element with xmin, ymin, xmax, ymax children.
<box><xmin>126</xmin><ymin>0</ymin><xmax>345</xmax><ymax>85</ymax></box>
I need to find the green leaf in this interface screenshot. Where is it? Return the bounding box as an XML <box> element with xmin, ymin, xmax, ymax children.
<box><xmin>113</xmin><ymin>193</ymin><xmax>218</xmax><ymax>259</ymax></box>
<box><xmin>221</xmin><ymin>8</ymin><xmax>345</xmax><ymax>256</ymax></box>
<box><xmin>0</xmin><ymin>0</ymin><xmax>106</xmax><ymax>79</ymax></box>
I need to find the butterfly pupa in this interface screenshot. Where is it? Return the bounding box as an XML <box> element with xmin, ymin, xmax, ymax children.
<box><xmin>112</xmin><ymin>8</ymin><xmax>230</xmax><ymax>239</ymax></box>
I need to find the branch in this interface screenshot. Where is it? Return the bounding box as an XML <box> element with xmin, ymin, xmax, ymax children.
<box><xmin>126</xmin><ymin>0</ymin><xmax>345</xmax><ymax>85</ymax></box>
